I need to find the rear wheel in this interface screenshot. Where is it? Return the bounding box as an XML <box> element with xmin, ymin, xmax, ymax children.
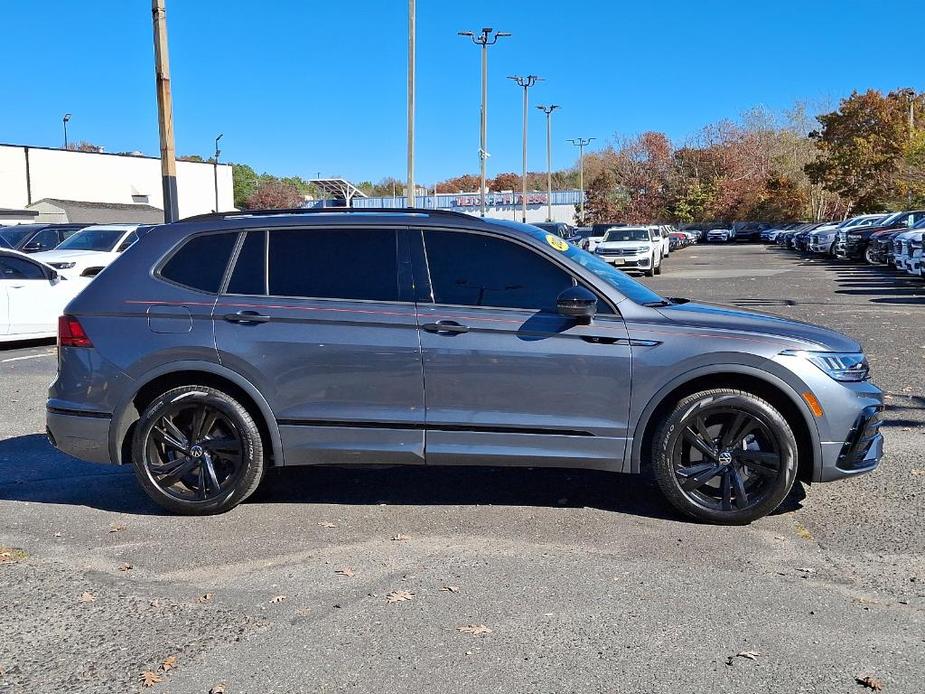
<box><xmin>131</xmin><ymin>385</ymin><xmax>265</xmax><ymax>515</ymax></box>
<box><xmin>651</xmin><ymin>389</ymin><xmax>798</xmax><ymax>525</ymax></box>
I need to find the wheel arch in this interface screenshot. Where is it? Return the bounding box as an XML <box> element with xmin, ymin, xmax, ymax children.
<box><xmin>110</xmin><ymin>361</ymin><xmax>284</xmax><ymax>468</ymax></box>
<box><xmin>630</xmin><ymin>365</ymin><xmax>820</xmax><ymax>484</ymax></box>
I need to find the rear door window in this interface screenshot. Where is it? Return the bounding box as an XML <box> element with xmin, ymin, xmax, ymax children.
<box><xmin>160</xmin><ymin>232</ymin><xmax>237</xmax><ymax>293</ymax></box>
<box><xmin>226</xmin><ymin>230</ymin><xmax>266</xmax><ymax>295</ymax></box>
<box><xmin>0</xmin><ymin>256</ymin><xmax>46</xmax><ymax>280</ymax></box>
<box><xmin>267</xmin><ymin>228</ymin><xmax>400</xmax><ymax>302</ymax></box>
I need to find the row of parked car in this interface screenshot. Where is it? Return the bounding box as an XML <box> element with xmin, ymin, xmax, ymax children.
<box><xmin>768</xmin><ymin>210</ymin><xmax>925</xmax><ymax>277</ymax></box>
<box><xmin>533</xmin><ymin>222</ymin><xmax>699</xmax><ymax>277</ymax></box>
<box><xmin>0</xmin><ymin>222</ymin><xmax>145</xmax><ymax>342</ymax></box>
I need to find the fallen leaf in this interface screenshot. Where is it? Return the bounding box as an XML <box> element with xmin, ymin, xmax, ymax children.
<box><xmin>317</xmin><ymin>521</ymin><xmax>336</xmax><ymax>528</ymax></box>
<box><xmin>198</xmin><ymin>592</ymin><xmax>214</xmax><ymax>603</ymax></box>
<box><xmin>794</xmin><ymin>522</ymin><xmax>814</xmax><ymax>541</ymax></box>
<box><xmin>390</xmin><ymin>534</ymin><xmax>410</xmax><ymax>541</ymax></box>
<box><xmin>118</xmin><ymin>563</ymin><xmax>133</xmax><ymax>572</ymax></box>
<box><xmin>150</xmin><ymin>599</ymin><xmax>160</xmax><ymax>608</ymax></box>
<box><xmin>439</xmin><ymin>585</ymin><xmax>459</xmax><ymax>593</ymax></box>
<box><xmin>109</xmin><ymin>523</ymin><xmax>126</xmax><ymax>533</ymax></box>
<box><xmin>79</xmin><ymin>591</ymin><xmax>96</xmax><ymax>603</ymax></box>
<box><xmin>160</xmin><ymin>655</ymin><xmax>177</xmax><ymax>672</ymax></box>
<box><xmin>335</xmin><ymin>568</ymin><xmax>355</xmax><ymax>577</ymax></box>
<box><xmin>296</xmin><ymin>608</ymin><xmax>312</xmax><ymax>617</ymax></box>
<box><xmin>0</xmin><ymin>547</ymin><xmax>27</xmax><ymax>564</ymax></box>
<box><xmin>385</xmin><ymin>590</ymin><xmax>414</xmax><ymax>604</ymax></box>
<box><xmin>270</xmin><ymin>595</ymin><xmax>287</xmax><ymax>604</ymax></box>
<box><xmin>912</xmin><ymin>469</ymin><xmax>925</xmax><ymax>477</ymax></box>
<box><xmin>139</xmin><ymin>670</ymin><xmax>162</xmax><ymax>687</ymax></box>
<box><xmin>796</xmin><ymin>567</ymin><xmax>816</xmax><ymax>574</ymax></box>
<box><xmin>457</xmin><ymin>624</ymin><xmax>492</xmax><ymax>636</ymax></box>
<box><xmin>736</xmin><ymin>650</ymin><xmax>760</xmax><ymax>661</ymax></box>
<box><xmin>209</xmin><ymin>684</ymin><xmax>227</xmax><ymax>694</ymax></box>
<box><xmin>856</xmin><ymin>674</ymin><xmax>884</xmax><ymax>691</ymax></box>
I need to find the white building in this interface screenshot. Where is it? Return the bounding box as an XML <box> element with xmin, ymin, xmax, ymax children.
<box><xmin>0</xmin><ymin>143</ymin><xmax>234</xmax><ymax>223</ymax></box>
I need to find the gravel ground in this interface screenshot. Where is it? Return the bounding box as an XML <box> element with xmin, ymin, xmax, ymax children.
<box><xmin>0</xmin><ymin>243</ymin><xmax>922</xmax><ymax>693</ymax></box>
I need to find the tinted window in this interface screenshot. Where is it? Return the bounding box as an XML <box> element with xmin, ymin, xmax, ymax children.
<box><xmin>57</xmin><ymin>229</ymin><xmax>124</xmax><ymax>252</ymax></box>
<box><xmin>0</xmin><ymin>255</ymin><xmax>45</xmax><ymax>280</ymax></box>
<box><xmin>116</xmin><ymin>231</ymin><xmax>139</xmax><ymax>252</ymax></box>
<box><xmin>161</xmin><ymin>232</ymin><xmax>237</xmax><ymax>293</ymax></box>
<box><xmin>227</xmin><ymin>230</ymin><xmax>266</xmax><ymax>295</ymax></box>
<box><xmin>26</xmin><ymin>228</ymin><xmax>59</xmax><ymax>251</ymax></box>
<box><xmin>424</xmin><ymin>231</ymin><xmax>575</xmax><ymax>311</ymax></box>
<box><xmin>268</xmin><ymin>228</ymin><xmax>399</xmax><ymax>301</ymax></box>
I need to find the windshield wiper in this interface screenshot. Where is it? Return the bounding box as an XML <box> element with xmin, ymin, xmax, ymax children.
<box><xmin>642</xmin><ymin>300</ymin><xmax>671</xmax><ymax>307</ymax></box>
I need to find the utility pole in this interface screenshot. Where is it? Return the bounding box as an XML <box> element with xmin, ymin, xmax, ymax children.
<box><xmin>213</xmin><ymin>133</ymin><xmax>223</xmax><ymax>212</ymax></box>
<box><xmin>62</xmin><ymin>113</ymin><xmax>71</xmax><ymax>149</ymax></box>
<box><xmin>568</xmin><ymin>137</ymin><xmax>595</xmax><ymax>224</ymax></box>
<box><xmin>151</xmin><ymin>0</ymin><xmax>179</xmax><ymax>223</ymax></box>
<box><xmin>459</xmin><ymin>27</ymin><xmax>510</xmax><ymax>217</ymax></box>
<box><xmin>509</xmin><ymin>75</ymin><xmax>541</xmax><ymax>223</ymax></box>
<box><xmin>407</xmin><ymin>0</ymin><xmax>416</xmax><ymax>208</ymax></box>
<box><xmin>537</xmin><ymin>105</ymin><xmax>559</xmax><ymax>222</ymax></box>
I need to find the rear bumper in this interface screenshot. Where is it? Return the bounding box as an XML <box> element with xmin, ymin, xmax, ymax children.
<box><xmin>46</xmin><ymin>407</ymin><xmax>113</xmax><ymax>464</ymax></box>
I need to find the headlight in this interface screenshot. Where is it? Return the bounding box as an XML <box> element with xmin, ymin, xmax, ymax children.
<box><xmin>52</xmin><ymin>262</ymin><xmax>77</xmax><ymax>269</ymax></box>
<box><xmin>782</xmin><ymin>350</ymin><xmax>870</xmax><ymax>382</ymax></box>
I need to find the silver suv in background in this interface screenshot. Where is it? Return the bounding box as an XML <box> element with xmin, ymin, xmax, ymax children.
<box><xmin>47</xmin><ymin>208</ymin><xmax>883</xmax><ymax>524</ymax></box>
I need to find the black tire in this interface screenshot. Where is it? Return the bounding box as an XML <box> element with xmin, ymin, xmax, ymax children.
<box><xmin>651</xmin><ymin>388</ymin><xmax>798</xmax><ymax>525</ymax></box>
<box><xmin>644</xmin><ymin>253</ymin><xmax>656</xmax><ymax>277</ymax></box>
<box><xmin>864</xmin><ymin>246</ymin><xmax>876</xmax><ymax>264</ymax></box>
<box><xmin>131</xmin><ymin>385</ymin><xmax>265</xmax><ymax>515</ymax></box>
<box><xmin>654</xmin><ymin>254</ymin><xmax>663</xmax><ymax>275</ymax></box>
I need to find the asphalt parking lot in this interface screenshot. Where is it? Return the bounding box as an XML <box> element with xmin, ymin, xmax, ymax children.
<box><xmin>1</xmin><ymin>243</ymin><xmax>923</xmax><ymax>693</ymax></box>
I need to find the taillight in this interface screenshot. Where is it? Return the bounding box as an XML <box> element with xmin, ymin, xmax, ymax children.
<box><xmin>58</xmin><ymin>315</ymin><xmax>92</xmax><ymax>348</ymax></box>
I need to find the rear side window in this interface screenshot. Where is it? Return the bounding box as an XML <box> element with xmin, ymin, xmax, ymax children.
<box><xmin>160</xmin><ymin>232</ymin><xmax>237</xmax><ymax>293</ymax></box>
<box><xmin>0</xmin><ymin>256</ymin><xmax>45</xmax><ymax>280</ymax></box>
<box><xmin>423</xmin><ymin>230</ymin><xmax>575</xmax><ymax>311</ymax></box>
<box><xmin>268</xmin><ymin>228</ymin><xmax>399</xmax><ymax>301</ymax></box>
<box><xmin>227</xmin><ymin>230</ymin><xmax>266</xmax><ymax>295</ymax></box>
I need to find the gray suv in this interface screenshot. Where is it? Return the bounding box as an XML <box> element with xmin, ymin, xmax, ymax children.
<box><xmin>47</xmin><ymin>209</ymin><xmax>884</xmax><ymax>524</ymax></box>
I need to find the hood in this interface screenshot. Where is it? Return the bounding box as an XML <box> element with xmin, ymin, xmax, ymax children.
<box><xmin>596</xmin><ymin>239</ymin><xmax>651</xmax><ymax>249</ymax></box>
<box><xmin>31</xmin><ymin>249</ymin><xmax>111</xmax><ymax>263</ymax></box>
<box><xmin>654</xmin><ymin>301</ymin><xmax>861</xmax><ymax>352</ymax></box>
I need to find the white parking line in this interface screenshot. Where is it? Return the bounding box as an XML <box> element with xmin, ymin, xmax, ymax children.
<box><xmin>1</xmin><ymin>352</ymin><xmax>54</xmax><ymax>363</ymax></box>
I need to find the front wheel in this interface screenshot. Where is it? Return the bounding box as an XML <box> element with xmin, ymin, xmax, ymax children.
<box><xmin>131</xmin><ymin>385</ymin><xmax>265</xmax><ymax>515</ymax></box>
<box><xmin>651</xmin><ymin>389</ymin><xmax>798</xmax><ymax>524</ymax></box>
<box><xmin>864</xmin><ymin>246</ymin><xmax>877</xmax><ymax>264</ymax></box>
<box><xmin>644</xmin><ymin>253</ymin><xmax>656</xmax><ymax>277</ymax></box>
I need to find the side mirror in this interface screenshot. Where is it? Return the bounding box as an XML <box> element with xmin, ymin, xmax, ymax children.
<box><xmin>556</xmin><ymin>286</ymin><xmax>597</xmax><ymax>323</ymax></box>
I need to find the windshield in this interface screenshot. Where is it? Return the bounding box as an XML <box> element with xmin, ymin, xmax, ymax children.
<box><xmin>56</xmin><ymin>228</ymin><xmax>124</xmax><ymax>252</ymax></box>
<box><xmin>487</xmin><ymin>219</ymin><xmax>665</xmax><ymax>306</ymax></box>
<box><xmin>603</xmin><ymin>228</ymin><xmax>651</xmax><ymax>242</ymax></box>
<box><xmin>0</xmin><ymin>227</ymin><xmax>33</xmax><ymax>247</ymax></box>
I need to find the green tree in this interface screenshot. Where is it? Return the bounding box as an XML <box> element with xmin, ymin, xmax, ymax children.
<box><xmin>232</xmin><ymin>163</ymin><xmax>258</xmax><ymax>209</ymax></box>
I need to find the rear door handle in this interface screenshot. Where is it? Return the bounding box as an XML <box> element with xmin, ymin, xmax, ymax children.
<box><xmin>224</xmin><ymin>310</ymin><xmax>270</xmax><ymax>324</ymax></box>
<box><xmin>422</xmin><ymin>320</ymin><xmax>469</xmax><ymax>335</ymax></box>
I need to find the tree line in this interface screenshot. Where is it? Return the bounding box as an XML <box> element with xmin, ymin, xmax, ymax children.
<box><xmin>221</xmin><ymin>87</ymin><xmax>924</xmax><ymax>220</ymax></box>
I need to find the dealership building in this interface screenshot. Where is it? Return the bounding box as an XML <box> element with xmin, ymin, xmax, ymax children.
<box><xmin>0</xmin><ymin>143</ymin><xmax>233</xmax><ymax>224</ymax></box>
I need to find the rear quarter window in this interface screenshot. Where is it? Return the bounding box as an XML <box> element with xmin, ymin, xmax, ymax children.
<box><xmin>160</xmin><ymin>232</ymin><xmax>238</xmax><ymax>293</ymax></box>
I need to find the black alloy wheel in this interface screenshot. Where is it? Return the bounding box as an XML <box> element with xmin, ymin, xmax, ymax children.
<box><xmin>132</xmin><ymin>386</ymin><xmax>265</xmax><ymax>514</ymax></box>
<box><xmin>652</xmin><ymin>389</ymin><xmax>798</xmax><ymax>524</ymax></box>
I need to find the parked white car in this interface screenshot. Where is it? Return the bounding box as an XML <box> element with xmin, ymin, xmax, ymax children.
<box><xmin>653</xmin><ymin>225</ymin><xmax>671</xmax><ymax>256</ymax></box>
<box><xmin>32</xmin><ymin>224</ymin><xmax>142</xmax><ymax>279</ymax></box>
<box><xmin>0</xmin><ymin>249</ymin><xmax>89</xmax><ymax>341</ymax></box>
<box><xmin>593</xmin><ymin>226</ymin><xmax>664</xmax><ymax>276</ymax></box>
<box><xmin>706</xmin><ymin>228</ymin><xmax>733</xmax><ymax>242</ymax></box>
<box><xmin>909</xmin><ymin>235</ymin><xmax>923</xmax><ymax>277</ymax></box>
<box><xmin>892</xmin><ymin>229</ymin><xmax>923</xmax><ymax>273</ymax></box>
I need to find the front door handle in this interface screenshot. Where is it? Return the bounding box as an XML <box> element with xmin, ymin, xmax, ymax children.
<box><xmin>422</xmin><ymin>320</ymin><xmax>469</xmax><ymax>335</ymax></box>
<box><xmin>224</xmin><ymin>310</ymin><xmax>271</xmax><ymax>324</ymax></box>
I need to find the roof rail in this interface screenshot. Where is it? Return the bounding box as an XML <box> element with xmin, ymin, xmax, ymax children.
<box><xmin>179</xmin><ymin>206</ymin><xmax>485</xmax><ymax>224</ymax></box>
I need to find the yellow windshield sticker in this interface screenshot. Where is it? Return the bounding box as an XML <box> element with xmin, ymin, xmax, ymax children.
<box><xmin>545</xmin><ymin>234</ymin><xmax>569</xmax><ymax>252</ymax></box>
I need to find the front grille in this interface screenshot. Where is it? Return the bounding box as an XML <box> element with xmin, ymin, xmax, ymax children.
<box><xmin>598</xmin><ymin>248</ymin><xmax>643</xmax><ymax>257</ymax></box>
<box><xmin>837</xmin><ymin>405</ymin><xmax>883</xmax><ymax>471</ymax></box>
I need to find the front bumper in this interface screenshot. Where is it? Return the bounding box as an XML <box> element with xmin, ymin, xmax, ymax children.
<box><xmin>818</xmin><ymin>404</ymin><xmax>884</xmax><ymax>482</ymax></box>
<box><xmin>596</xmin><ymin>253</ymin><xmax>650</xmax><ymax>268</ymax></box>
<box><xmin>46</xmin><ymin>408</ymin><xmax>113</xmax><ymax>464</ymax></box>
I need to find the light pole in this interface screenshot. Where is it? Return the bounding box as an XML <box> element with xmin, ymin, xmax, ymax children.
<box><xmin>62</xmin><ymin>113</ymin><xmax>71</xmax><ymax>149</ymax></box>
<box><xmin>407</xmin><ymin>0</ymin><xmax>415</xmax><ymax>207</ymax></box>
<box><xmin>509</xmin><ymin>75</ymin><xmax>541</xmax><ymax>223</ymax></box>
<box><xmin>537</xmin><ymin>105</ymin><xmax>559</xmax><ymax>222</ymax></box>
<box><xmin>213</xmin><ymin>133</ymin><xmax>223</xmax><ymax>212</ymax></box>
<box><xmin>151</xmin><ymin>0</ymin><xmax>179</xmax><ymax>223</ymax></box>
<box><xmin>459</xmin><ymin>27</ymin><xmax>511</xmax><ymax>217</ymax></box>
<box><xmin>568</xmin><ymin>137</ymin><xmax>595</xmax><ymax>224</ymax></box>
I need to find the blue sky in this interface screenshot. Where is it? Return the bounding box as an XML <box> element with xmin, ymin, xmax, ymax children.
<box><xmin>2</xmin><ymin>1</ymin><xmax>922</xmax><ymax>184</ymax></box>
